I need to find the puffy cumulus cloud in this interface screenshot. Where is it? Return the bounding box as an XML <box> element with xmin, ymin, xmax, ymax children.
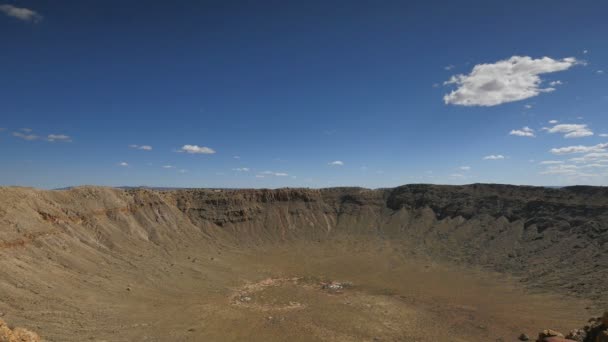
<box><xmin>550</xmin><ymin>143</ymin><xmax>608</xmax><ymax>155</ymax></box>
<box><xmin>328</xmin><ymin>160</ymin><xmax>344</xmax><ymax>166</ymax></box>
<box><xmin>0</xmin><ymin>4</ymin><xmax>42</xmax><ymax>22</ymax></box>
<box><xmin>483</xmin><ymin>154</ymin><xmax>505</xmax><ymax>160</ymax></box>
<box><xmin>543</xmin><ymin>123</ymin><xmax>593</xmax><ymax>138</ymax></box>
<box><xmin>178</xmin><ymin>144</ymin><xmax>216</xmax><ymax>154</ymax></box>
<box><xmin>129</xmin><ymin>144</ymin><xmax>152</xmax><ymax>151</ymax></box>
<box><xmin>509</xmin><ymin>126</ymin><xmax>535</xmax><ymax>137</ymax></box>
<box><xmin>47</xmin><ymin>134</ymin><xmax>71</xmax><ymax>142</ymax></box>
<box><xmin>232</xmin><ymin>168</ymin><xmax>250</xmax><ymax>172</ymax></box>
<box><xmin>12</xmin><ymin>131</ymin><xmax>39</xmax><ymax>141</ymax></box>
<box><xmin>443</xmin><ymin>56</ymin><xmax>579</xmax><ymax>106</ymax></box>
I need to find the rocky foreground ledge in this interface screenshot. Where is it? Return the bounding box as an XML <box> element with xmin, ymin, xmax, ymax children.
<box><xmin>0</xmin><ymin>318</ymin><xmax>40</xmax><ymax>342</ymax></box>
<box><xmin>523</xmin><ymin>311</ymin><xmax>608</xmax><ymax>341</ymax></box>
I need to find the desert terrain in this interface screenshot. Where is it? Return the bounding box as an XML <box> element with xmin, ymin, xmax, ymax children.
<box><xmin>0</xmin><ymin>184</ymin><xmax>607</xmax><ymax>341</ymax></box>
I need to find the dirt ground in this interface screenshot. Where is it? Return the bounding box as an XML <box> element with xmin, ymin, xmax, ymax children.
<box><xmin>0</xmin><ymin>239</ymin><xmax>594</xmax><ymax>342</ymax></box>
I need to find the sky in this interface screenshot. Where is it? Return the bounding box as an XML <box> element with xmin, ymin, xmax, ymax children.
<box><xmin>1</xmin><ymin>1</ymin><xmax>608</xmax><ymax>189</ymax></box>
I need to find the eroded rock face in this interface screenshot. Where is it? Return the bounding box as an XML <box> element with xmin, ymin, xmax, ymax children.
<box><xmin>0</xmin><ymin>319</ymin><xmax>40</xmax><ymax>342</ymax></box>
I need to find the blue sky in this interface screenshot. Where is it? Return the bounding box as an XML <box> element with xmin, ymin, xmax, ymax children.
<box><xmin>1</xmin><ymin>1</ymin><xmax>608</xmax><ymax>189</ymax></box>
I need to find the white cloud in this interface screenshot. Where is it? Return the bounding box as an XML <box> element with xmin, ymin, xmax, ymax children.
<box><xmin>444</xmin><ymin>65</ymin><xmax>455</xmax><ymax>71</ymax></box>
<box><xmin>47</xmin><ymin>134</ymin><xmax>71</xmax><ymax>142</ymax></box>
<box><xmin>119</xmin><ymin>162</ymin><xmax>129</xmax><ymax>167</ymax></box>
<box><xmin>233</xmin><ymin>155</ymin><xmax>240</xmax><ymax>159</ymax></box>
<box><xmin>0</xmin><ymin>4</ymin><xmax>42</xmax><ymax>22</ymax></box>
<box><xmin>259</xmin><ymin>171</ymin><xmax>288</xmax><ymax>177</ymax></box>
<box><xmin>509</xmin><ymin>126</ymin><xmax>535</xmax><ymax>137</ymax></box>
<box><xmin>483</xmin><ymin>154</ymin><xmax>505</xmax><ymax>160</ymax></box>
<box><xmin>550</xmin><ymin>143</ymin><xmax>608</xmax><ymax>155</ymax></box>
<box><xmin>548</xmin><ymin>120</ymin><xmax>559</xmax><ymax>124</ymax></box>
<box><xmin>597</xmin><ymin>70</ymin><xmax>605</xmax><ymax>74</ymax></box>
<box><xmin>443</xmin><ymin>56</ymin><xmax>579</xmax><ymax>106</ymax></box>
<box><xmin>544</xmin><ymin>123</ymin><xmax>593</xmax><ymax>138</ymax></box>
<box><xmin>569</xmin><ymin>152</ymin><xmax>608</xmax><ymax>163</ymax></box>
<box><xmin>539</xmin><ymin>160</ymin><xmax>564</xmax><ymax>165</ymax></box>
<box><xmin>178</xmin><ymin>144</ymin><xmax>216</xmax><ymax>154</ymax></box>
<box><xmin>548</xmin><ymin>80</ymin><xmax>563</xmax><ymax>86</ymax></box>
<box><xmin>232</xmin><ymin>168</ymin><xmax>250</xmax><ymax>172</ymax></box>
<box><xmin>13</xmin><ymin>132</ymin><xmax>39</xmax><ymax>141</ymax></box>
<box><xmin>129</xmin><ymin>144</ymin><xmax>152</xmax><ymax>151</ymax></box>
<box><xmin>162</xmin><ymin>165</ymin><xmax>174</xmax><ymax>169</ymax></box>
<box><xmin>583</xmin><ymin>50</ymin><xmax>589</xmax><ymax>54</ymax></box>
<box><xmin>459</xmin><ymin>166</ymin><xmax>471</xmax><ymax>171</ymax></box>
<box><xmin>524</xmin><ymin>104</ymin><xmax>533</xmax><ymax>109</ymax></box>
<box><xmin>328</xmin><ymin>160</ymin><xmax>344</xmax><ymax>166</ymax></box>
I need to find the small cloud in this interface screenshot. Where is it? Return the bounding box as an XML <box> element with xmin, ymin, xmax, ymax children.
<box><xmin>548</xmin><ymin>120</ymin><xmax>559</xmax><ymax>124</ymax></box>
<box><xmin>524</xmin><ymin>104</ymin><xmax>533</xmax><ymax>109</ymax></box>
<box><xmin>600</xmin><ymin>133</ymin><xmax>608</xmax><ymax>137</ymax></box>
<box><xmin>444</xmin><ymin>65</ymin><xmax>455</xmax><ymax>71</ymax></box>
<box><xmin>443</xmin><ymin>56</ymin><xmax>580</xmax><ymax>106</ymax></box>
<box><xmin>118</xmin><ymin>162</ymin><xmax>129</xmax><ymax>167</ymax></box>
<box><xmin>178</xmin><ymin>169</ymin><xmax>187</xmax><ymax>173</ymax></box>
<box><xmin>544</xmin><ymin>123</ymin><xmax>593</xmax><ymax>138</ymax></box>
<box><xmin>47</xmin><ymin>134</ymin><xmax>72</xmax><ymax>142</ymax></box>
<box><xmin>13</xmin><ymin>131</ymin><xmax>39</xmax><ymax>141</ymax></box>
<box><xmin>258</xmin><ymin>171</ymin><xmax>288</xmax><ymax>177</ymax></box>
<box><xmin>233</xmin><ymin>155</ymin><xmax>240</xmax><ymax>159</ymax></box>
<box><xmin>178</xmin><ymin>144</ymin><xmax>216</xmax><ymax>154</ymax></box>
<box><xmin>548</xmin><ymin>80</ymin><xmax>563</xmax><ymax>86</ymax></box>
<box><xmin>328</xmin><ymin>160</ymin><xmax>344</xmax><ymax>166</ymax></box>
<box><xmin>583</xmin><ymin>50</ymin><xmax>589</xmax><ymax>54</ymax></box>
<box><xmin>483</xmin><ymin>154</ymin><xmax>505</xmax><ymax>160</ymax></box>
<box><xmin>509</xmin><ymin>126</ymin><xmax>535</xmax><ymax>137</ymax></box>
<box><xmin>232</xmin><ymin>168</ymin><xmax>250</xmax><ymax>172</ymax></box>
<box><xmin>539</xmin><ymin>160</ymin><xmax>564</xmax><ymax>165</ymax></box>
<box><xmin>0</xmin><ymin>4</ymin><xmax>42</xmax><ymax>22</ymax></box>
<box><xmin>597</xmin><ymin>70</ymin><xmax>605</xmax><ymax>74</ymax></box>
<box><xmin>459</xmin><ymin>166</ymin><xmax>471</xmax><ymax>171</ymax></box>
<box><xmin>162</xmin><ymin>165</ymin><xmax>174</xmax><ymax>169</ymax></box>
<box><xmin>129</xmin><ymin>144</ymin><xmax>152</xmax><ymax>151</ymax></box>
